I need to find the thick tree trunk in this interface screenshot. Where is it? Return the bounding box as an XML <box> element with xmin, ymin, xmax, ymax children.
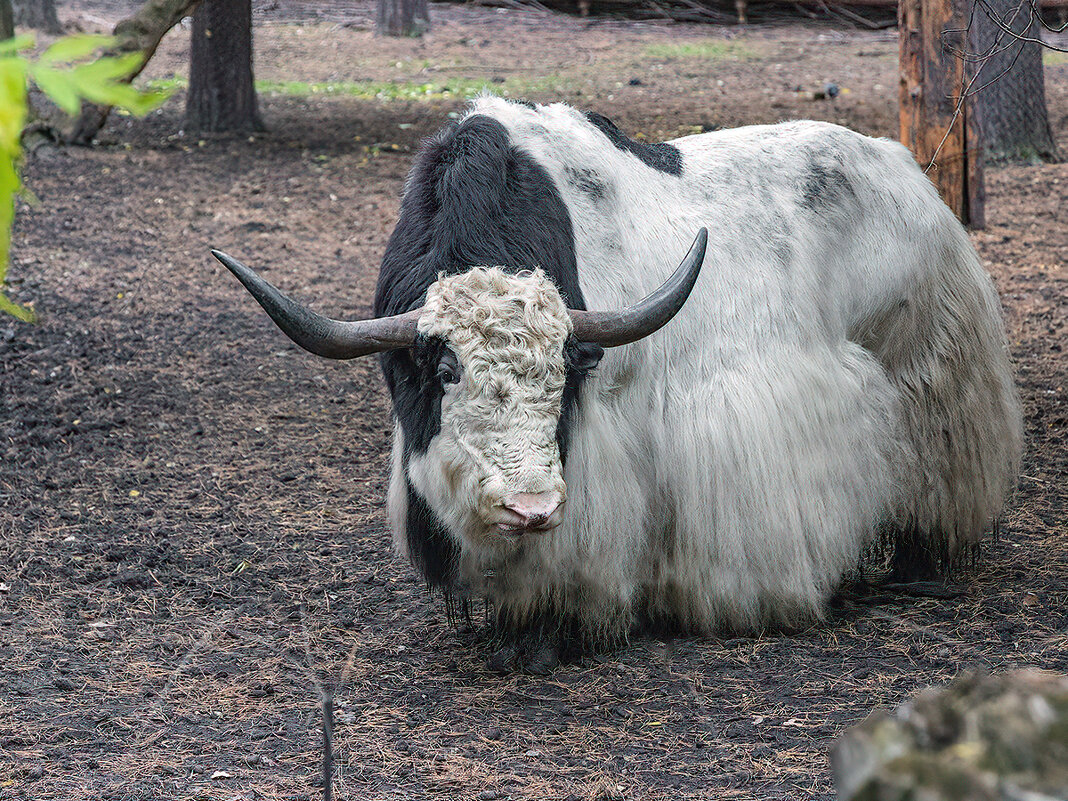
<box><xmin>185</xmin><ymin>0</ymin><xmax>263</xmax><ymax>133</ymax></box>
<box><xmin>63</xmin><ymin>0</ymin><xmax>203</xmax><ymax>145</ymax></box>
<box><xmin>11</xmin><ymin>0</ymin><xmax>61</xmax><ymax>34</ymax></box>
<box><xmin>376</xmin><ymin>0</ymin><xmax>430</xmax><ymax>37</ymax></box>
<box><xmin>899</xmin><ymin>0</ymin><xmax>984</xmax><ymax>227</ymax></box>
<box><xmin>969</xmin><ymin>0</ymin><xmax>1058</xmax><ymax>162</ymax></box>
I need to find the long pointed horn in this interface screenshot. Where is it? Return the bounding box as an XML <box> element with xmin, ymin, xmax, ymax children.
<box><xmin>212</xmin><ymin>250</ymin><xmax>421</xmax><ymax>359</ymax></box>
<box><xmin>570</xmin><ymin>228</ymin><xmax>707</xmax><ymax>347</ymax></box>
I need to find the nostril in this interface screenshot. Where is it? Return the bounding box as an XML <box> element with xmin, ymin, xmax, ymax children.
<box><xmin>502</xmin><ymin>492</ymin><xmax>563</xmax><ymax>526</ymax></box>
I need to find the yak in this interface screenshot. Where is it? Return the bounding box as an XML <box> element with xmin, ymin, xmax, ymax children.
<box><xmin>215</xmin><ymin>97</ymin><xmax>1022</xmax><ymax>672</ymax></box>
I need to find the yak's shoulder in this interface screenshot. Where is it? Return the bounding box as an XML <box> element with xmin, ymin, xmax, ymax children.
<box><xmin>466</xmin><ymin>96</ymin><xmax>684</xmax><ymax>177</ymax></box>
<box><xmin>673</xmin><ymin>120</ymin><xmax>914</xmax><ymax>181</ymax></box>
<box><xmin>670</xmin><ymin>120</ymin><xmax>931</xmax><ymax>215</ymax></box>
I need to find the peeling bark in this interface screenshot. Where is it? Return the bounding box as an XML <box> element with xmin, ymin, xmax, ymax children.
<box><xmin>899</xmin><ymin>0</ymin><xmax>984</xmax><ymax>227</ymax></box>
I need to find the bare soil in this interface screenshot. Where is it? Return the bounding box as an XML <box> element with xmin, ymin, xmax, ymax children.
<box><xmin>1</xmin><ymin>4</ymin><xmax>1066</xmax><ymax>800</ymax></box>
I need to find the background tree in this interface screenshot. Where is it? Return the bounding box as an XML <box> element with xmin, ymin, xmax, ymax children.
<box><xmin>11</xmin><ymin>0</ymin><xmax>61</xmax><ymax>34</ymax></box>
<box><xmin>899</xmin><ymin>0</ymin><xmax>983</xmax><ymax>226</ymax></box>
<box><xmin>970</xmin><ymin>0</ymin><xmax>1058</xmax><ymax>162</ymax></box>
<box><xmin>377</xmin><ymin>0</ymin><xmax>429</xmax><ymax>37</ymax></box>
<box><xmin>1</xmin><ymin>0</ymin><xmax>14</xmax><ymax>40</ymax></box>
<box><xmin>185</xmin><ymin>0</ymin><xmax>262</xmax><ymax>132</ymax></box>
<box><xmin>900</xmin><ymin>0</ymin><xmax>1061</xmax><ymax>228</ymax></box>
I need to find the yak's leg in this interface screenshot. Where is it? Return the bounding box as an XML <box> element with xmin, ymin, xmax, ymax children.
<box><xmin>858</xmin><ymin>219</ymin><xmax>1022</xmax><ymax>572</ymax></box>
<box><xmin>486</xmin><ymin>612</ymin><xmax>570</xmax><ymax>675</ymax></box>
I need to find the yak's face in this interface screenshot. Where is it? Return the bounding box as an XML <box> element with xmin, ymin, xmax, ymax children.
<box><xmin>390</xmin><ymin>268</ymin><xmax>601</xmax><ymax>548</ymax></box>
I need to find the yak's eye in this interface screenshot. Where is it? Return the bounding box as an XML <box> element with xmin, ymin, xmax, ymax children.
<box><xmin>436</xmin><ymin>352</ymin><xmax>460</xmax><ymax>385</ymax></box>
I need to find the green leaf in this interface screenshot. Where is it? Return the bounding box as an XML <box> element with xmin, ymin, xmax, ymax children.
<box><xmin>71</xmin><ymin>50</ymin><xmax>143</xmax><ymax>86</ymax></box>
<box><xmin>29</xmin><ymin>65</ymin><xmax>80</xmax><ymax>115</ymax></box>
<box><xmin>0</xmin><ymin>290</ymin><xmax>35</xmax><ymax>322</ymax></box>
<box><xmin>68</xmin><ymin>54</ymin><xmax>169</xmax><ymax>115</ymax></box>
<box><xmin>0</xmin><ymin>155</ymin><xmax>31</xmax><ymax>321</ymax></box>
<box><xmin>0</xmin><ymin>58</ymin><xmax>28</xmax><ymax>155</ymax></box>
<box><xmin>40</xmin><ymin>34</ymin><xmax>114</xmax><ymax>65</ymax></box>
<box><xmin>0</xmin><ymin>155</ymin><xmax>19</xmax><ymax>259</ymax></box>
<box><xmin>0</xmin><ymin>34</ymin><xmax>34</xmax><ymax>57</ymax></box>
<box><xmin>106</xmin><ymin>85</ymin><xmax>169</xmax><ymax>116</ymax></box>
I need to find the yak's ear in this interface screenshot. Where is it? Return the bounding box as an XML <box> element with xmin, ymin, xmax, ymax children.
<box><xmin>567</xmin><ymin>339</ymin><xmax>604</xmax><ymax>373</ymax></box>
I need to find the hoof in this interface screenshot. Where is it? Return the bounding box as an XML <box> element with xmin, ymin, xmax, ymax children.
<box><xmin>485</xmin><ymin>641</ymin><xmax>561</xmax><ymax>675</ymax></box>
<box><xmin>486</xmin><ymin>644</ymin><xmax>520</xmax><ymax>675</ymax></box>
<box><xmin>523</xmin><ymin>644</ymin><xmax>559</xmax><ymax>675</ymax></box>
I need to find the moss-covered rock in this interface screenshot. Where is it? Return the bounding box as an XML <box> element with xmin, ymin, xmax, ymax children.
<box><xmin>832</xmin><ymin>670</ymin><xmax>1068</xmax><ymax>801</ymax></box>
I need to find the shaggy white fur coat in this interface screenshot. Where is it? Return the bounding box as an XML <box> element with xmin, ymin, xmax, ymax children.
<box><xmin>389</xmin><ymin>97</ymin><xmax>1023</xmax><ymax>639</ymax></box>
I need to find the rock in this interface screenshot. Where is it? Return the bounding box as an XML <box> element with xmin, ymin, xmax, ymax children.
<box><xmin>832</xmin><ymin>669</ymin><xmax>1068</xmax><ymax>801</ymax></box>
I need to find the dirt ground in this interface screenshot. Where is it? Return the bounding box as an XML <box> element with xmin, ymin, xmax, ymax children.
<box><xmin>1</xmin><ymin>3</ymin><xmax>1066</xmax><ymax>800</ymax></box>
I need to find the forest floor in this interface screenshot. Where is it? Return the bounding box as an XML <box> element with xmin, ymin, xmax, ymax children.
<box><xmin>1</xmin><ymin>2</ymin><xmax>1066</xmax><ymax>800</ymax></box>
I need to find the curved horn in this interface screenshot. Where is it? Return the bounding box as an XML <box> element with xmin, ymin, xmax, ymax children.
<box><xmin>212</xmin><ymin>250</ymin><xmax>421</xmax><ymax>359</ymax></box>
<box><xmin>569</xmin><ymin>228</ymin><xmax>707</xmax><ymax>347</ymax></box>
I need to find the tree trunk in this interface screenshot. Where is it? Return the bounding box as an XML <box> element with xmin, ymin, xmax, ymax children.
<box><xmin>376</xmin><ymin>0</ymin><xmax>429</xmax><ymax>37</ymax></box>
<box><xmin>0</xmin><ymin>0</ymin><xmax>14</xmax><ymax>40</ymax></box>
<box><xmin>11</xmin><ymin>0</ymin><xmax>61</xmax><ymax>33</ymax></box>
<box><xmin>185</xmin><ymin>0</ymin><xmax>263</xmax><ymax>133</ymax></box>
<box><xmin>969</xmin><ymin>0</ymin><xmax>1058</xmax><ymax>162</ymax></box>
<box><xmin>63</xmin><ymin>0</ymin><xmax>204</xmax><ymax>145</ymax></box>
<box><xmin>899</xmin><ymin>0</ymin><xmax>984</xmax><ymax>227</ymax></box>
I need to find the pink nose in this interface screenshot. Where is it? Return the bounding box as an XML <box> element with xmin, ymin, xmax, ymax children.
<box><xmin>502</xmin><ymin>492</ymin><xmax>564</xmax><ymax>529</ymax></box>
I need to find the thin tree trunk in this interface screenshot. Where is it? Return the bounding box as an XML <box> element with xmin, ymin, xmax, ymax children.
<box><xmin>969</xmin><ymin>0</ymin><xmax>1058</xmax><ymax>162</ymax></box>
<box><xmin>64</xmin><ymin>0</ymin><xmax>204</xmax><ymax>145</ymax></box>
<box><xmin>11</xmin><ymin>0</ymin><xmax>61</xmax><ymax>34</ymax></box>
<box><xmin>185</xmin><ymin>0</ymin><xmax>263</xmax><ymax>133</ymax></box>
<box><xmin>377</xmin><ymin>0</ymin><xmax>430</xmax><ymax>37</ymax></box>
<box><xmin>0</xmin><ymin>0</ymin><xmax>14</xmax><ymax>40</ymax></box>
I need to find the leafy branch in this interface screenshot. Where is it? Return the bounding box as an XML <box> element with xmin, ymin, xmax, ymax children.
<box><xmin>0</xmin><ymin>33</ymin><xmax>170</xmax><ymax>321</ymax></box>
